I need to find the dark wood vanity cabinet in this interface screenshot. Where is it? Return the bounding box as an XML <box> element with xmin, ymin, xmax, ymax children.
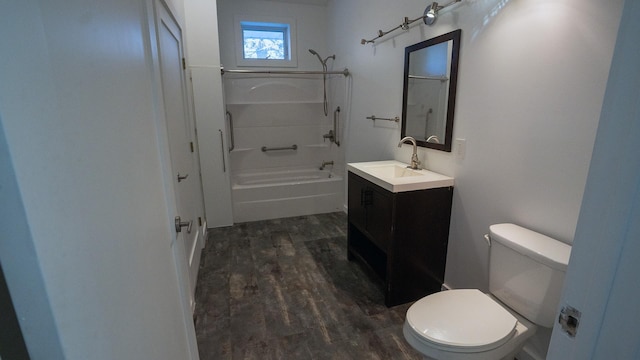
<box><xmin>347</xmin><ymin>172</ymin><xmax>453</xmax><ymax>307</ymax></box>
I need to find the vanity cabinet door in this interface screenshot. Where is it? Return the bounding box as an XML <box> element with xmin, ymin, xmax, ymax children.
<box><xmin>388</xmin><ymin>187</ymin><xmax>453</xmax><ymax>304</ymax></box>
<box><xmin>347</xmin><ymin>174</ymin><xmax>367</xmax><ymax>232</ymax></box>
<box><xmin>348</xmin><ymin>173</ymin><xmax>391</xmax><ymax>280</ymax></box>
<box><xmin>348</xmin><ymin>173</ymin><xmax>393</xmax><ymax>251</ymax></box>
<box><xmin>366</xmin><ymin>185</ymin><xmax>393</xmax><ymax>252</ymax></box>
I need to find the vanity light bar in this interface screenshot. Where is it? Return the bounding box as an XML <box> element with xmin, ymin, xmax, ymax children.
<box><xmin>360</xmin><ymin>0</ymin><xmax>462</xmax><ymax>45</ymax></box>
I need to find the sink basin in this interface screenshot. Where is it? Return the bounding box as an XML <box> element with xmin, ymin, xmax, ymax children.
<box><xmin>363</xmin><ymin>164</ymin><xmax>423</xmax><ymax>179</ymax></box>
<box><xmin>347</xmin><ymin>160</ymin><xmax>454</xmax><ymax>193</ymax></box>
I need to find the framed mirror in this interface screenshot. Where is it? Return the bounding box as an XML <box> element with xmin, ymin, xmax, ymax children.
<box><xmin>401</xmin><ymin>29</ymin><xmax>461</xmax><ymax>152</ymax></box>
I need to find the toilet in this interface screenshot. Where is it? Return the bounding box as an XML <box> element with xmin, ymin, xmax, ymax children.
<box><xmin>403</xmin><ymin>223</ymin><xmax>572</xmax><ymax>360</ymax></box>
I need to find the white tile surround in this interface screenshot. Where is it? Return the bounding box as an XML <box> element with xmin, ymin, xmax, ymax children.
<box><xmin>225</xmin><ymin>76</ymin><xmax>347</xmax><ymax>222</ymax></box>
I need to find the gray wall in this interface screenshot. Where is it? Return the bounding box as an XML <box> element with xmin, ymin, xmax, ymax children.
<box><xmin>327</xmin><ymin>0</ymin><xmax>623</xmax><ymax>291</ymax></box>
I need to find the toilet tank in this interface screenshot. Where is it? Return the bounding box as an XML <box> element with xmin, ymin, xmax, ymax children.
<box><xmin>489</xmin><ymin>223</ymin><xmax>572</xmax><ymax>328</ymax></box>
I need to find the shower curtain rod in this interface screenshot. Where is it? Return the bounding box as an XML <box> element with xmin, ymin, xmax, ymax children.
<box><xmin>221</xmin><ymin>68</ymin><xmax>350</xmax><ymax>76</ymax></box>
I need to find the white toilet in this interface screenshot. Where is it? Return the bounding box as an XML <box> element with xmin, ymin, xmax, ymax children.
<box><xmin>403</xmin><ymin>223</ymin><xmax>572</xmax><ymax>360</ymax></box>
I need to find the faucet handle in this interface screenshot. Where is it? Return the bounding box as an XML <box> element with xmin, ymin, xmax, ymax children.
<box><xmin>410</xmin><ymin>153</ymin><xmax>421</xmax><ymax>170</ymax></box>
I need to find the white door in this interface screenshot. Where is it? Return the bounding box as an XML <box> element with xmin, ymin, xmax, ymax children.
<box><xmin>547</xmin><ymin>1</ymin><xmax>640</xmax><ymax>358</ymax></box>
<box><xmin>155</xmin><ymin>0</ymin><xmax>203</xmax><ymax>308</ymax></box>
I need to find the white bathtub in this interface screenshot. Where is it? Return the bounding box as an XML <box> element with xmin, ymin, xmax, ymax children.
<box><xmin>232</xmin><ymin>168</ymin><xmax>344</xmax><ymax>223</ymax></box>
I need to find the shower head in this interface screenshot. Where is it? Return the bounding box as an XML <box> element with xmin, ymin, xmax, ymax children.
<box><xmin>309</xmin><ymin>49</ymin><xmax>336</xmax><ymax>66</ymax></box>
<box><xmin>308</xmin><ymin>48</ymin><xmax>324</xmax><ymax>64</ymax></box>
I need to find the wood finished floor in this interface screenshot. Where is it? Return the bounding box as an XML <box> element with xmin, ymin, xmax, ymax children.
<box><xmin>193</xmin><ymin>212</ymin><xmax>422</xmax><ymax>359</ymax></box>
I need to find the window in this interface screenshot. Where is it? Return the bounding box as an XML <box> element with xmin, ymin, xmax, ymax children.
<box><xmin>242</xmin><ymin>23</ymin><xmax>288</xmax><ymax>60</ymax></box>
<box><xmin>235</xmin><ymin>16</ymin><xmax>297</xmax><ymax>67</ymax></box>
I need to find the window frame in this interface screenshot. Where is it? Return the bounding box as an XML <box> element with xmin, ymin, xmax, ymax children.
<box><xmin>234</xmin><ymin>15</ymin><xmax>298</xmax><ymax>68</ymax></box>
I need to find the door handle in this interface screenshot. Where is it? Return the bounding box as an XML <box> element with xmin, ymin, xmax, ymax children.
<box><xmin>174</xmin><ymin>216</ymin><xmax>193</xmax><ymax>233</ymax></box>
<box><xmin>177</xmin><ymin>173</ymin><xmax>189</xmax><ymax>182</ymax></box>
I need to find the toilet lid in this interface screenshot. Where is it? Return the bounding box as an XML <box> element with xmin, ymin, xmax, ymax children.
<box><xmin>406</xmin><ymin>289</ymin><xmax>518</xmax><ymax>352</ymax></box>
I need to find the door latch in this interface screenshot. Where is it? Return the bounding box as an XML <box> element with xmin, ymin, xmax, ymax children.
<box><xmin>559</xmin><ymin>305</ymin><xmax>581</xmax><ymax>337</ymax></box>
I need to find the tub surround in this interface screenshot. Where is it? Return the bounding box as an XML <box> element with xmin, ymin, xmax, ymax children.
<box><xmin>225</xmin><ymin>76</ymin><xmax>346</xmax><ymax>223</ymax></box>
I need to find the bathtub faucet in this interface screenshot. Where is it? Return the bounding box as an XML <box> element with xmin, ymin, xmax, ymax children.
<box><xmin>320</xmin><ymin>161</ymin><xmax>334</xmax><ymax>170</ymax></box>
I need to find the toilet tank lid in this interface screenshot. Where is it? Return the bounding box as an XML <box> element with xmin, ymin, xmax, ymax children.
<box><xmin>490</xmin><ymin>223</ymin><xmax>572</xmax><ymax>271</ymax></box>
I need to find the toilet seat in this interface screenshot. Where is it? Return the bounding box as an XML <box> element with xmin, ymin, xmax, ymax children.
<box><xmin>405</xmin><ymin>289</ymin><xmax>518</xmax><ymax>353</ymax></box>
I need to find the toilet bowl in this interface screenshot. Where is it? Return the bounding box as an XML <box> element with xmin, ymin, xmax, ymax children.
<box><xmin>403</xmin><ymin>289</ymin><xmax>536</xmax><ymax>360</ymax></box>
<box><xmin>403</xmin><ymin>224</ymin><xmax>571</xmax><ymax>360</ymax></box>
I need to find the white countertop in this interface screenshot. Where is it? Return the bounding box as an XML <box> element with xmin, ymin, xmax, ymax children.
<box><xmin>347</xmin><ymin>160</ymin><xmax>454</xmax><ymax>193</ymax></box>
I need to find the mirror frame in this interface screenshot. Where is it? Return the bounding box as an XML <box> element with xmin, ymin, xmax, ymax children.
<box><xmin>401</xmin><ymin>29</ymin><xmax>461</xmax><ymax>152</ymax></box>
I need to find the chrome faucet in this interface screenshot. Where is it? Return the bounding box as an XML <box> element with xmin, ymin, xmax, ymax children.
<box><xmin>319</xmin><ymin>160</ymin><xmax>334</xmax><ymax>170</ymax></box>
<box><xmin>398</xmin><ymin>136</ymin><xmax>421</xmax><ymax>170</ymax></box>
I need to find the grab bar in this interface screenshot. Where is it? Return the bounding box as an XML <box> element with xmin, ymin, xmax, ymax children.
<box><xmin>334</xmin><ymin>106</ymin><xmax>341</xmax><ymax>147</ymax></box>
<box><xmin>219</xmin><ymin>129</ymin><xmax>226</xmax><ymax>172</ymax></box>
<box><xmin>367</xmin><ymin>115</ymin><xmax>400</xmax><ymax>123</ymax></box>
<box><xmin>226</xmin><ymin>110</ymin><xmax>235</xmax><ymax>151</ymax></box>
<box><xmin>261</xmin><ymin>144</ymin><xmax>298</xmax><ymax>152</ymax></box>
